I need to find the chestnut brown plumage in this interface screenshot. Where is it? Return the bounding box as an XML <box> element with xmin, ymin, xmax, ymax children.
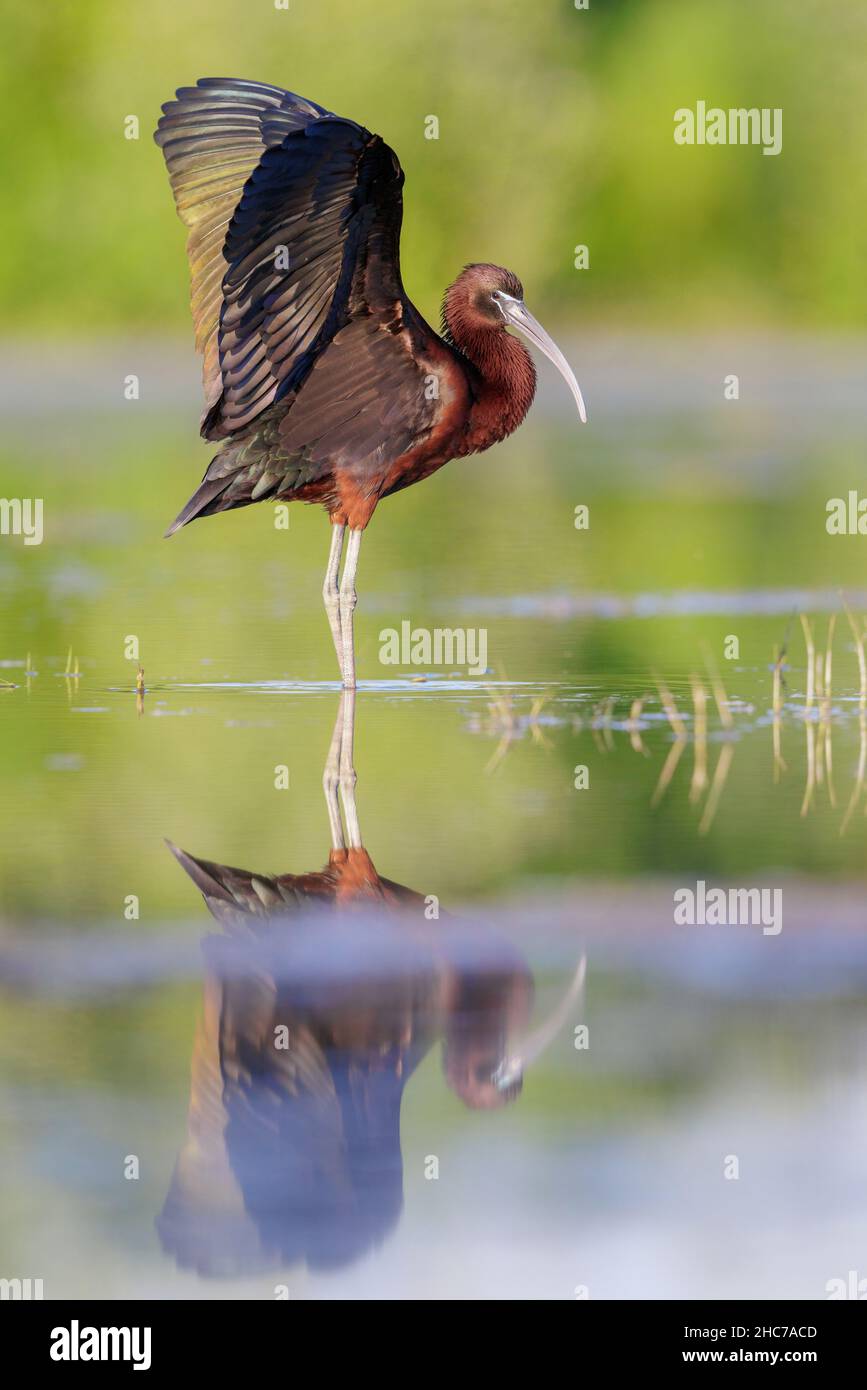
<box><xmin>157</xmin><ymin>690</ymin><xmax>588</xmax><ymax>1274</ymax></box>
<box><xmin>155</xmin><ymin>78</ymin><xmax>586</xmax><ymax>684</ymax></box>
<box><xmin>158</xmin><ymin>849</ymin><xmax>535</xmax><ymax>1275</ymax></box>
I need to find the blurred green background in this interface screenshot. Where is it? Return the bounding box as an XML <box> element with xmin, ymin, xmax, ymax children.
<box><xmin>1</xmin><ymin>0</ymin><xmax>866</xmax><ymax>918</ymax></box>
<box><xmin>2</xmin><ymin>0</ymin><xmax>866</xmax><ymax>335</ymax></box>
<box><xmin>2</xmin><ymin>0</ymin><xmax>867</xmax><ymax>1304</ymax></box>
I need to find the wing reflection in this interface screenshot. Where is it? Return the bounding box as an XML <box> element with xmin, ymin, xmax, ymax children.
<box><xmin>158</xmin><ymin>691</ymin><xmax>537</xmax><ymax>1278</ymax></box>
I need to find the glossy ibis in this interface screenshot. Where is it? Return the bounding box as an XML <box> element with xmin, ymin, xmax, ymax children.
<box><xmin>157</xmin><ymin>890</ymin><xmax>537</xmax><ymax>1276</ymax></box>
<box><xmin>160</xmin><ymin>851</ymin><xmax>537</xmax><ymax>1274</ymax></box>
<box><xmin>161</xmin><ymin>695</ymin><xmax>563</xmax><ymax>1273</ymax></box>
<box><xmin>155</xmin><ymin>78</ymin><xmax>586</xmax><ymax>686</ymax></box>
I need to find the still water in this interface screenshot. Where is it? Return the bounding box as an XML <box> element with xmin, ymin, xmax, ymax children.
<box><xmin>1</xmin><ymin>341</ymin><xmax>866</xmax><ymax>1297</ymax></box>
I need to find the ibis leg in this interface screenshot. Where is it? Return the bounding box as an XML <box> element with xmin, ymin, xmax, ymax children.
<box><xmin>337</xmin><ymin>686</ymin><xmax>362</xmax><ymax>847</ymax></box>
<box><xmin>338</xmin><ymin>528</ymin><xmax>363</xmax><ymax>689</ymax></box>
<box><xmin>322</xmin><ymin>690</ymin><xmax>346</xmax><ymax>851</ymax></box>
<box><xmin>322</xmin><ymin>522</ymin><xmax>345</xmax><ymax>678</ymax></box>
<box><xmin>321</xmin><ymin>689</ymin><xmax>360</xmax><ymax>848</ymax></box>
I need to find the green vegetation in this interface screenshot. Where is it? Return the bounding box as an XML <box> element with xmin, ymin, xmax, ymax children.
<box><xmin>2</xmin><ymin>0</ymin><xmax>865</xmax><ymax>336</ymax></box>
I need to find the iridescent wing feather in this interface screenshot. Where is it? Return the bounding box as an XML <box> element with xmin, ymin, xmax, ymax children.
<box><xmin>154</xmin><ymin>78</ymin><xmax>330</xmax><ymax>418</ymax></box>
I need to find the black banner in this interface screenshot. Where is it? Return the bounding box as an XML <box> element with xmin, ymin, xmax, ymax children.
<box><xmin>3</xmin><ymin>1300</ymin><xmax>863</xmax><ymax>1373</ymax></box>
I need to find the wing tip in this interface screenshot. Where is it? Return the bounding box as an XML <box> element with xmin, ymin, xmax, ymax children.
<box><xmin>166</xmin><ymin>840</ymin><xmax>235</xmax><ymax>903</ymax></box>
<box><xmin>164</xmin><ymin>473</ymin><xmax>232</xmax><ymax>536</ymax></box>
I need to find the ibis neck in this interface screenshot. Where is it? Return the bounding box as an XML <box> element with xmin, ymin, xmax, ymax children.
<box><xmin>455</xmin><ymin>328</ymin><xmax>537</xmax><ymax>442</ymax></box>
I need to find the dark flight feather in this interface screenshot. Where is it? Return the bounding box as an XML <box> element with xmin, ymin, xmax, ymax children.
<box><xmin>156</xmin><ymin>77</ymin><xmax>444</xmax><ymax>533</ymax></box>
<box><xmin>160</xmin><ymin>840</ymin><xmax>438</xmax><ymax>1275</ymax></box>
<box><xmin>155</xmin><ymin>78</ymin><xmax>330</xmax><ymax>416</ymax></box>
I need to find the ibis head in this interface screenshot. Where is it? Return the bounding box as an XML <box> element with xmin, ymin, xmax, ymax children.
<box><xmin>443</xmin><ymin>263</ymin><xmax>587</xmax><ymax>423</ymax></box>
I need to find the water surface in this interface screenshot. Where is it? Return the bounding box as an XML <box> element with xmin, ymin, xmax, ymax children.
<box><xmin>2</xmin><ymin>348</ymin><xmax>866</xmax><ymax>1298</ymax></box>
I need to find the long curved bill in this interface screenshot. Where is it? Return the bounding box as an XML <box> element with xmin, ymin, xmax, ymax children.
<box><xmin>502</xmin><ymin>298</ymin><xmax>587</xmax><ymax>423</ymax></box>
<box><xmin>492</xmin><ymin>954</ymin><xmax>587</xmax><ymax>1093</ymax></box>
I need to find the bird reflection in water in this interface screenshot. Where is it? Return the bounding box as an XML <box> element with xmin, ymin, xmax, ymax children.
<box><xmin>159</xmin><ymin>692</ymin><xmax>584</xmax><ymax>1277</ymax></box>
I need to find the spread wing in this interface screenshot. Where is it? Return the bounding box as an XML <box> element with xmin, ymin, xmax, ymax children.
<box><xmin>154</xmin><ymin>78</ymin><xmax>330</xmax><ymax>415</ymax></box>
<box><xmin>160</xmin><ymin>842</ymin><xmax>430</xmax><ymax>1275</ymax></box>
<box><xmin>155</xmin><ymin>77</ymin><xmax>424</xmax><ymax>444</ymax></box>
<box><xmin>210</xmin><ymin>117</ymin><xmax>410</xmax><ymax>439</ymax></box>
